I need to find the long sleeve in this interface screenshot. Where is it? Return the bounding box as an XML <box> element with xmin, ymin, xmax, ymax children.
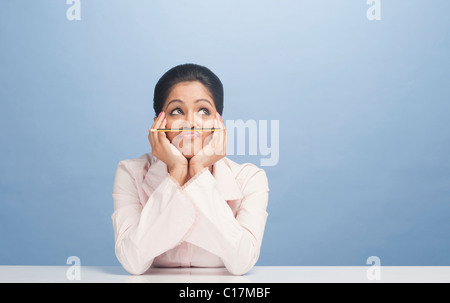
<box><xmin>182</xmin><ymin>166</ymin><xmax>269</xmax><ymax>276</ymax></box>
<box><xmin>111</xmin><ymin>161</ymin><xmax>197</xmax><ymax>275</ymax></box>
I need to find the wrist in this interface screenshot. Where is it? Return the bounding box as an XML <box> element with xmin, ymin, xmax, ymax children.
<box><xmin>168</xmin><ymin>162</ymin><xmax>188</xmax><ymax>173</ymax></box>
<box><xmin>189</xmin><ymin>164</ymin><xmax>206</xmax><ymax>177</ymax></box>
<box><xmin>168</xmin><ymin>165</ymin><xmax>188</xmax><ymax>185</ymax></box>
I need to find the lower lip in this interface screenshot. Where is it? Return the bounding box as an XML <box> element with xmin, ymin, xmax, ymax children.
<box><xmin>179</xmin><ymin>132</ymin><xmax>201</xmax><ymax>139</ymax></box>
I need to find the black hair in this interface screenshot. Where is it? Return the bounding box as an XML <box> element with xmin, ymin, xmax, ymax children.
<box><xmin>153</xmin><ymin>63</ymin><xmax>224</xmax><ymax>117</ymax></box>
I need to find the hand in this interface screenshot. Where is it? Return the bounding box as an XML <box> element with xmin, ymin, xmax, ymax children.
<box><xmin>148</xmin><ymin>112</ymin><xmax>188</xmax><ymax>183</ymax></box>
<box><xmin>189</xmin><ymin>112</ymin><xmax>227</xmax><ymax>176</ymax></box>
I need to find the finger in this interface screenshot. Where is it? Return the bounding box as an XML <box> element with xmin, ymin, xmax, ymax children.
<box><xmin>223</xmin><ymin>125</ymin><xmax>227</xmax><ymax>155</ymax></box>
<box><xmin>151</xmin><ymin>112</ymin><xmax>164</xmax><ymax>129</ymax></box>
<box><xmin>216</xmin><ymin>114</ymin><xmax>226</xmax><ymax>155</ymax></box>
<box><xmin>156</xmin><ymin>112</ymin><xmax>165</xmax><ymax>129</ymax></box>
<box><xmin>214</xmin><ymin>117</ymin><xmax>225</xmax><ymax>154</ymax></box>
<box><xmin>215</xmin><ymin>112</ymin><xmax>224</xmax><ymax>134</ymax></box>
<box><xmin>220</xmin><ymin>115</ymin><xmax>227</xmax><ymax>146</ymax></box>
<box><xmin>149</xmin><ymin>112</ymin><xmax>164</xmax><ymax>150</ymax></box>
<box><xmin>215</xmin><ymin>115</ymin><xmax>224</xmax><ymax>144</ymax></box>
<box><xmin>153</xmin><ymin>112</ymin><xmax>165</xmax><ymax>143</ymax></box>
<box><xmin>157</xmin><ymin>117</ymin><xmax>168</xmax><ymax>144</ymax></box>
<box><xmin>202</xmin><ymin>123</ymin><xmax>215</xmax><ymax>156</ymax></box>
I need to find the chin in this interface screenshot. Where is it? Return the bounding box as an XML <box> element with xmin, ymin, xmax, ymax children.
<box><xmin>172</xmin><ymin>137</ymin><xmax>203</xmax><ymax>159</ymax></box>
<box><xmin>179</xmin><ymin>145</ymin><xmax>202</xmax><ymax>160</ymax></box>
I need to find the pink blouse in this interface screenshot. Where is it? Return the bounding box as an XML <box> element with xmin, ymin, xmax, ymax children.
<box><xmin>111</xmin><ymin>153</ymin><xmax>270</xmax><ymax>275</ymax></box>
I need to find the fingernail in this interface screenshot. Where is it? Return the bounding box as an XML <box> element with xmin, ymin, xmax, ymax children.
<box><xmin>158</xmin><ymin>112</ymin><xmax>163</xmax><ymax>117</ymax></box>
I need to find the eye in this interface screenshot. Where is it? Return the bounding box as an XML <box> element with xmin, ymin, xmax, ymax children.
<box><xmin>169</xmin><ymin>108</ymin><xmax>183</xmax><ymax>116</ymax></box>
<box><xmin>199</xmin><ymin>108</ymin><xmax>210</xmax><ymax>115</ymax></box>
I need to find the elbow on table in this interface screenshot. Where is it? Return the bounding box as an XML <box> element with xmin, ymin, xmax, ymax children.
<box><xmin>115</xmin><ymin>245</ymin><xmax>153</xmax><ymax>275</ymax></box>
<box><xmin>226</xmin><ymin>261</ymin><xmax>255</xmax><ymax>276</ymax></box>
<box><xmin>122</xmin><ymin>263</ymin><xmax>151</xmax><ymax>276</ymax></box>
<box><xmin>224</xmin><ymin>254</ymin><xmax>258</xmax><ymax>276</ymax></box>
<box><xmin>223</xmin><ymin>236</ymin><xmax>261</xmax><ymax>276</ymax></box>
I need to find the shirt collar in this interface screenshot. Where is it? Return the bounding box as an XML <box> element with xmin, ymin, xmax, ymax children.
<box><xmin>142</xmin><ymin>155</ymin><xmax>243</xmax><ymax>201</ymax></box>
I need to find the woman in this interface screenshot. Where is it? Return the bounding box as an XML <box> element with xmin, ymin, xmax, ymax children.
<box><xmin>111</xmin><ymin>64</ymin><xmax>269</xmax><ymax>275</ymax></box>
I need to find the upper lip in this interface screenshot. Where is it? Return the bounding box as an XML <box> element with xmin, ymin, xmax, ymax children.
<box><xmin>179</xmin><ymin>130</ymin><xmax>201</xmax><ymax>136</ymax></box>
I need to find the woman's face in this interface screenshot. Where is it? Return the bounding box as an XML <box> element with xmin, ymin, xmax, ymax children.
<box><xmin>156</xmin><ymin>81</ymin><xmax>218</xmax><ymax>159</ymax></box>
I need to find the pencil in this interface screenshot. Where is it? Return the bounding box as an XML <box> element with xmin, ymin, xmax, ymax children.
<box><xmin>149</xmin><ymin>128</ymin><xmax>223</xmax><ymax>133</ymax></box>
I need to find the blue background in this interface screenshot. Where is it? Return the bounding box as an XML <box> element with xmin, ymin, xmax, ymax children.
<box><xmin>1</xmin><ymin>0</ymin><xmax>449</xmax><ymax>266</ymax></box>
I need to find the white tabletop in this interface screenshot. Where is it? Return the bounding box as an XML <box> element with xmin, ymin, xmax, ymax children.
<box><xmin>0</xmin><ymin>266</ymin><xmax>449</xmax><ymax>283</ymax></box>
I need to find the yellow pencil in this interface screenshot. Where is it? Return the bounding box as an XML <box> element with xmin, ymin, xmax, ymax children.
<box><xmin>149</xmin><ymin>128</ymin><xmax>223</xmax><ymax>133</ymax></box>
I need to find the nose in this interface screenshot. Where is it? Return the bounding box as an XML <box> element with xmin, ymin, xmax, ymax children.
<box><xmin>186</xmin><ymin>112</ymin><xmax>195</xmax><ymax>128</ymax></box>
<box><xmin>168</xmin><ymin>113</ymin><xmax>194</xmax><ymax>130</ymax></box>
<box><xmin>185</xmin><ymin>111</ymin><xmax>203</xmax><ymax>129</ymax></box>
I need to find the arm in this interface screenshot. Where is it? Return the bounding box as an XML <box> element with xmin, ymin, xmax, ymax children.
<box><xmin>111</xmin><ymin>161</ymin><xmax>197</xmax><ymax>275</ymax></box>
<box><xmin>182</xmin><ymin>166</ymin><xmax>269</xmax><ymax>275</ymax></box>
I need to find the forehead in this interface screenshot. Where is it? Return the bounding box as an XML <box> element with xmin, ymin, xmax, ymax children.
<box><xmin>166</xmin><ymin>81</ymin><xmax>213</xmax><ymax>104</ymax></box>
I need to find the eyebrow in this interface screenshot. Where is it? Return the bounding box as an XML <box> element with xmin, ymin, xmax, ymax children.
<box><xmin>165</xmin><ymin>98</ymin><xmax>213</xmax><ymax>109</ymax></box>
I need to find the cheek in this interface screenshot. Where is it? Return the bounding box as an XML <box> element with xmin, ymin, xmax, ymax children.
<box><xmin>165</xmin><ymin>119</ymin><xmax>177</xmax><ymax>142</ymax></box>
<box><xmin>202</xmin><ymin>116</ymin><xmax>215</xmax><ymax>128</ymax></box>
<box><xmin>166</xmin><ymin>117</ymin><xmax>186</xmax><ymax>129</ymax></box>
<box><xmin>167</xmin><ymin>133</ymin><xmax>176</xmax><ymax>142</ymax></box>
<box><xmin>201</xmin><ymin>132</ymin><xmax>213</xmax><ymax>145</ymax></box>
